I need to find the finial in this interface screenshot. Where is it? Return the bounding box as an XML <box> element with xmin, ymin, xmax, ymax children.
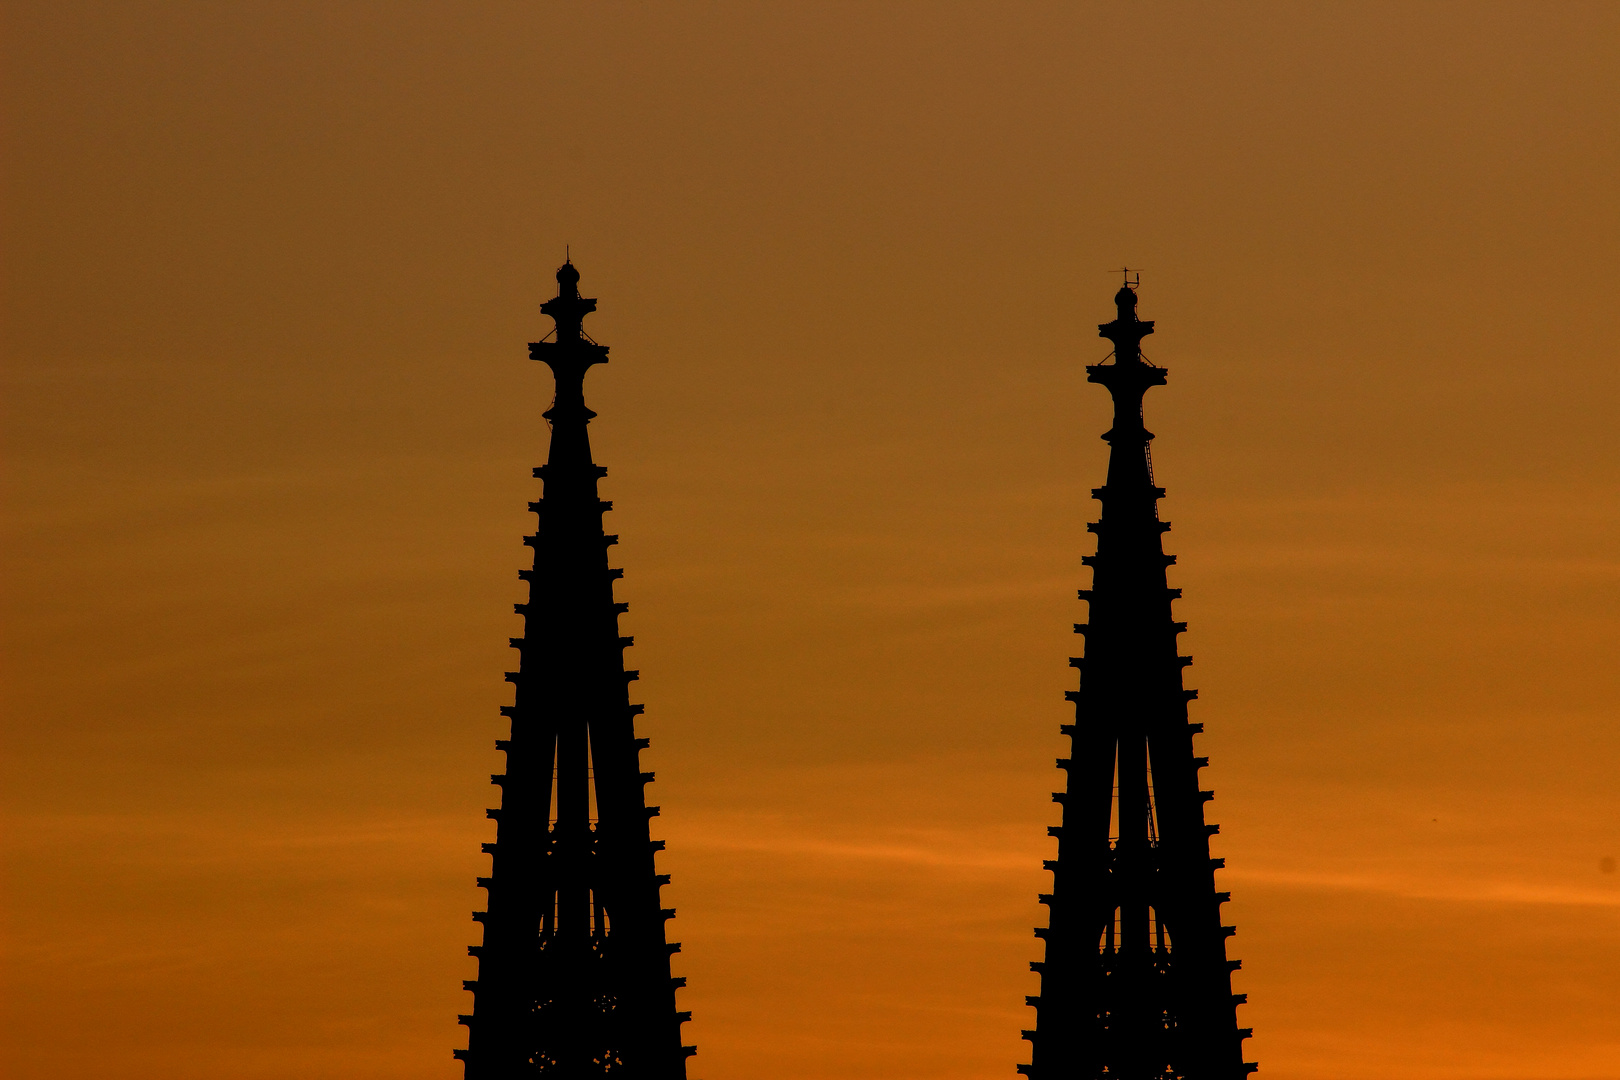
<box><xmin>1096</xmin><ymin>269</ymin><xmax>1154</xmax><ymax>362</ymax></box>
<box><xmin>1114</xmin><ymin>287</ymin><xmax>1138</xmax><ymax>323</ymax></box>
<box><xmin>557</xmin><ymin>253</ymin><xmax>581</xmax><ymax>296</ymax></box>
<box><xmin>537</xmin><ymin>255</ymin><xmax>600</xmax><ymax>354</ymax></box>
<box><xmin>1110</xmin><ymin>268</ymin><xmax>1142</xmax><ymax>321</ymax></box>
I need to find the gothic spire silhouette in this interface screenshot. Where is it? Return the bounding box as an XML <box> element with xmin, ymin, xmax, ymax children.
<box><xmin>1020</xmin><ymin>282</ymin><xmax>1255</xmax><ymax>1080</ymax></box>
<box><xmin>457</xmin><ymin>261</ymin><xmax>694</xmax><ymax>1079</ymax></box>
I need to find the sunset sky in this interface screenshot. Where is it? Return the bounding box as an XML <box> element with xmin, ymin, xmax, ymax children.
<box><xmin>5</xmin><ymin>3</ymin><xmax>1620</xmax><ymax>1079</ymax></box>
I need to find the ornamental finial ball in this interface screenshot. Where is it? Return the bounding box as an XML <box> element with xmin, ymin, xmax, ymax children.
<box><xmin>1114</xmin><ymin>284</ymin><xmax>1138</xmax><ymax>321</ymax></box>
<box><xmin>557</xmin><ymin>260</ymin><xmax>581</xmax><ymax>290</ymax></box>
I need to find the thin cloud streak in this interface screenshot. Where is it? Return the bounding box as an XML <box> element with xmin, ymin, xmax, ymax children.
<box><xmin>671</xmin><ymin>814</ymin><xmax>1620</xmax><ymax>911</ymax></box>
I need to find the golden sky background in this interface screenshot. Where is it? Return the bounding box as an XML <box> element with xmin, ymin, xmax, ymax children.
<box><xmin>5</xmin><ymin>3</ymin><xmax>1620</xmax><ymax>1078</ymax></box>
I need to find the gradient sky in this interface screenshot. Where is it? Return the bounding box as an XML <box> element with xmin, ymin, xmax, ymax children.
<box><xmin>5</xmin><ymin>3</ymin><xmax>1620</xmax><ymax>1079</ymax></box>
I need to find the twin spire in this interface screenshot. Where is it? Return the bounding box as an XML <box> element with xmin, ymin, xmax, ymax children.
<box><xmin>457</xmin><ymin>264</ymin><xmax>1254</xmax><ymax>1080</ymax></box>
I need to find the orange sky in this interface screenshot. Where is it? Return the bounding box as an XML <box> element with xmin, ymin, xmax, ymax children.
<box><xmin>5</xmin><ymin>3</ymin><xmax>1620</xmax><ymax>1079</ymax></box>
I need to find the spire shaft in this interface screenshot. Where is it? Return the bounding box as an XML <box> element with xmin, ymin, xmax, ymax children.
<box><xmin>458</xmin><ymin>262</ymin><xmax>694</xmax><ymax>1080</ymax></box>
<box><xmin>1021</xmin><ymin>284</ymin><xmax>1254</xmax><ymax>1080</ymax></box>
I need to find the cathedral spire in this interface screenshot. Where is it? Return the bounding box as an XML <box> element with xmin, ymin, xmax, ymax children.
<box><xmin>1020</xmin><ymin>281</ymin><xmax>1255</xmax><ymax>1080</ymax></box>
<box><xmin>457</xmin><ymin>261</ymin><xmax>694</xmax><ymax>1079</ymax></box>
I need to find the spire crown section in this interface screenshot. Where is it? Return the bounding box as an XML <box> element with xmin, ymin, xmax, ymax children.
<box><xmin>532</xmin><ymin>259</ymin><xmax>610</xmax><ymax>433</ymax></box>
<box><xmin>533</xmin><ymin>260</ymin><xmax>610</xmax><ymax>376</ymax></box>
<box><xmin>537</xmin><ymin>260</ymin><xmax>601</xmax><ymax>346</ymax></box>
<box><xmin>1096</xmin><ymin>281</ymin><xmax>1158</xmax><ymax>371</ymax></box>
<box><xmin>1088</xmin><ymin>284</ymin><xmax>1166</xmax><ymax>464</ymax></box>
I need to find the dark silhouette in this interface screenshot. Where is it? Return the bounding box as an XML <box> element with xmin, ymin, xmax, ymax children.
<box><xmin>1020</xmin><ymin>281</ymin><xmax>1255</xmax><ymax>1080</ymax></box>
<box><xmin>456</xmin><ymin>262</ymin><xmax>693</xmax><ymax>1079</ymax></box>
